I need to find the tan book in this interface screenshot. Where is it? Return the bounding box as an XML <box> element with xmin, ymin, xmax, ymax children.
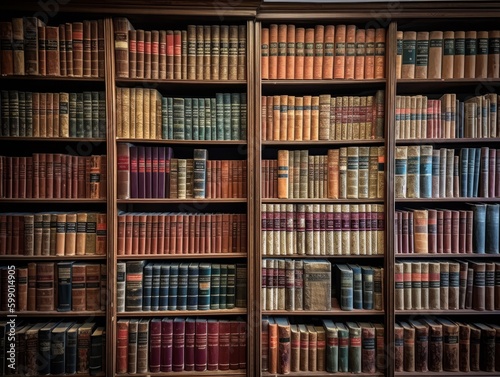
<box><xmin>402</xmin><ymin>31</ymin><xmax>417</xmax><ymax>79</ymax></box>
<box><xmin>286</xmin><ymin>24</ymin><xmax>295</xmax><ymax>80</ymax></box>
<box><xmin>327</xmin><ymin>149</ymin><xmax>339</xmax><ymax>199</ymax></box>
<box><xmin>428</xmin><ymin>31</ymin><xmax>443</xmax><ymax>79</ymax></box>
<box><xmin>476</xmin><ymin>30</ymin><xmax>489</xmax><ymax>78</ymax></box>
<box><xmin>454</xmin><ymin>31</ymin><xmax>466</xmax><ymax>78</ymax></box>
<box><xmin>345</xmin><ymin>25</ymin><xmax>356</xmax><ymax>79</ymax></box>
<box><xmin>415</xmin><ymin>31</ymin><xmax>429</xmax><ymax>79</ymax></box>
<box><xmin>277</xmin><ymin>24</ymin><xmax>287</xmax><ymax>80</ymax></box>
<box><xmin>304</xmin><ymin>27</ymin><xmax>314</xmax><ymax>80</ymax></box>
<box><xmin>339</xmin><ymin>147</ymin><xmax>347</xmax><ymax>199</ymax></box>
<box><xmin>396</xmin><ymin>30</ymin><xmax>403</xmax><ymax>79</ymax></box>
<box><xmin>76</xmin><ymin>212</ymin><xmax>87</xmax><ymax>256</ymax></box>
<box><xmin>210</xmin><ymin>25</ymin><xmax>220</xmax><ymax>80</ymax></box>
<box><xmin>294</xmin><ymin>27</ymin><xmax>305</xmax><ymax>79</ymax></box>
<box><xmin>65</xmin><ymin>213</ymin><xmax>77</xmax><ymax>256</ymax></box>
<box><xmin>374</xmin><ymin>28</ymin><xmax>386</xmax><ymax>79</ymax></box>
<box><xmin>307</xmin><ymin>325</ymin><xmax>318</xmax><ymax>372</ymax></box>
<box><xmin>488</xmin><ymin>30</ymin><xmax>500</xmax><ymax>78</ymax></box>
<box><xmin>442</xmin><ymin>31</ymin><xmax>455</xmax><ymax>79</ymax></box>
<box><xmin>310</xmin><ymin>96</ymin><xmax>319</xmax><ymax>141</ymax></box>
<box><xmin>277</xmin><ymin>150</ymin><xmax>289</xmax><ymax>199</ymax></box>
<box><xmin>464</xmin><ymin>31</ymin><xmax>477</xmax><ymax>78</ymax></box>
<box><xmin>313</xmin><ymin>25</ymin><xmax>324</xmax><ymax>80</ymax></box>
<box><xmin>346</xmin><ymin>146</ymin><xmax>359</xmax><ymax>199</ymax></box>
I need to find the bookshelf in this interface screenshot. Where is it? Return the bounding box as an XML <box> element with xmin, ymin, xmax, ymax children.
<box><xmin>1</xmin><ymin>1</ymin><xmax>500</xmax><ymax>376</ymax></box>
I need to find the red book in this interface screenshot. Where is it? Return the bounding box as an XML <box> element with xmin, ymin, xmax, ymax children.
<box><xmin>172</xmin><ymin>317</ymin><xmax>185</xmax><ymax>371</ymax></box>
<box><xmin>38</xmin><ymin>26</ymin><xmax>47</xmax><ymax>76</ymax></box>
<box><xmin>45</xmin><ymin>26</ymin><xmax>60</xmax><ymax>76</ymax></box>
<box><xmin>218</xmin><ymin>320</ymin><xmax>230</xmax><ymax>370</ymax></box>
<box><xmin>149</xmin><ymin>318</ymin><xmax>161</xmax><ymax>373</ymax></box>
<box><xmin>151</xmin><ymin>30</ymin><xmax>159</xmax><ymax>79</ymax></box>
<box><xmin>207</xmin><ymin>320</ymin><xmax>219</xmax><ymax>371</ymax></box>
<box><xmin>145</xmin><ymin>146</ymin><xmax>152</xmax><ymax>198</ymax></box>
<box><xmin>184</xmin><ymin>318</ymin><xmax>196</xmax><ymax>371</ymax></box>
<box><xmin>443</xmin><ymin>210</ymin><xmax>452</xmax><ymax>253</ymax></box>
<box><xmin>238</xmin><ymin>321</ymin><xmax>247</xmax><ymax>369</ymax></box>
<box><xmin>72</xmin><ymin>22</ymin><xmax>83</xmax><ymax>77</ymax></box>
<box><xmin>83</xmin><ymin>20</ymin><xmax>91</xmax><ymax>77</ymax></box>
<box><xmin>437</xmin><ymin>210</ymin><xmax>444</xmax><ymax>253</ymax></box>
<box><xmin>161</xmin><ymin>318</ymin><xmax>173</xmax><ymax>372</ymax></box>
<box><xmin>90</xmin><ymin>20</ymin><xmax>98</xmax><ymax>78</ymax></box>
<box><xmin>137</xmin><ymin>146</ymin><xmax>146</xmax><ymax>198</ymax></box>
<box><xmin>229</xmin><ymin>321</ymin><xmax>240</xmax><ymax>370</ymax></box>
<box><xmin>98</xmin><ymin>20</ymin><xmax>104</xmax><ymax>77</ymax></box>
<box><xmin>136</xmin><ymin>29</ymin><xmax>145</xmax><ymax>79</ymax></box>
<box><xmin>132</xmin><ymin>215</ymin><xmax>139</xmax><ymax>255</ymax></box>
<box><xmin>116</xmin><ymin>320</ymin><xmax>129</xmax><ymax>374</ymax></box>
<box><xmin>144</xmin><ymin>31</ymin><xmax>151</xmax><ymax>79</ymax></box>
<box><xmin>459</xmin><ymin>210</ymin><xmax>467</xmax><ymax>253</ymax></box>
<box><xmin>53</xmin><ymin>154</ymin><xmax>62</xmax><ymax>199</ymax></box>
<box><xmin>128</xmin><ymin>30</ymin><xmax>137</xmax><ymax>78</ymax></box>
<box><xmin>195</xmin><ymin>319</ymin><xmax>208</xmax><ymax>371</ymax></box>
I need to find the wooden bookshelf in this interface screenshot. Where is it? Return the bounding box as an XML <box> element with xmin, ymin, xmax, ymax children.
<box><xmin>118</xmin><ymin>308</ymin><xmax>247</xmax><ymax>317</ymax></box>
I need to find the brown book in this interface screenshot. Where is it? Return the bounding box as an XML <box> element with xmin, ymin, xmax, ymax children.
<box><xmin>36</xmin><ymin>262</ymin><xmax>55</xmax><ymax>311</ymax></box>
<box><xmin>322</xmin><ymin>25</ymin><xmax>334</xmax><ymax>79</ymax></box>
<box><xmin>275</xmin><ymin>317</ymin><xmax>291</xmax><ymax>374</ymax></box>
<box><xmin>465</xmin><ymin>31</ymin><xmax>477</xmax><ymax>78</ymax></box>
<box><xmin>304</xmin><ymin>28</ymin><xmax>314</xmax><ymax>80</ymax></box>
<box><xmin>344</xmin><ymin>25</ymin><xmax>356</xmax><ymax>79</ymax></box>
<box><xmin>72</xmin><ymin>263</ymin><xmax>86</xmax><ymax>311</ymax></box>
<box><xmin>268</xmin><ymin>319</ymin><xmax>278</xmax><ymax>374</ymax></box>
<box><xmin>268</xmin><ymin>24</ymin><xmax>278</xmax><ymax>80</ymax></box>
<box><xmin>58</xmin><ymin>23</ymin><xmax>66</xmax><ymax>76</ymax></box>
<box><xmin>90</xmin><ymin>20</ymin><xmax>99</xmax><ymax>77</ymax></box>
<box><xmin>410</xmin><ymin>319</ymin><xmax>428</xmax><ymax>372</ymax></box>
<box><xmin>76</xmin><ymin>212</ymin><xmax>87</xmax><ymax>256</ymax></box>
<box><xmin>276</xmin><ymin>24</ymin><xmax>287</xmax><ymax>80</ymax></box>
<box><xmin>313</xmin><ymin>25</ymin><xmax>325</xmax><ymax>80</ymax></box>
<box><xmin>473</xmin><ymin>323</ymin><xmax>495</xmax><ymax>372</ymax></box>
<box><xmin>400</xmin><ymin>321</ymin><xmax>415</xmax><ymax>372</ymax></box>
<box><xmin>428</xmin><ymin>31</ymin><xmax>443</xmax><ymax>79</ymax></box>
<box><xmin>396</xmin><ymin>30</ymin><xmax>403</xmax><ymax>79</ymax></box>
<box><xmin>72</xmin><ymin>22</ymin><xmax>84</xmax><ymax>77</ymax></box>
<box><xmin>295</xmin><ymin>27</ymin><xmax>305</xmax><ymax>79</ymax></box>
<box><xmin>476</xmin><ymin>30</ymin><xmax>489</xmax><ymax>78</ymax></box>
<box><xmin>38</xmin><ymin>26</ymin><xmax>47</xmax><ymax>76</ymax></box>
<box><xmin>83</xmin><ymin>20</ymin><xmax>92</xmax><ymax>77</ymax></box>
<box><xmin>488</xmin><ymin>30</ymin><xmax>500</xmax><ymax>78</ymax></box>
<box><xmin>374</xmin><ymin>28</ymin><xmax>385</xmax><ymax>79</ymax></box>
<box><xmin>354</xmin><ymin>28</ymin><xmax>365</xmax><ymax>79</ymax></box>
<box><xmin>421</xmin><ymin>318</ymin><xmax>443</xmax><ymax>372</ymax></box>
<box><xmin>64</xmin><ymin>22</ymin><xmax>73</xmax><ymax>76</ymax></box>
<box><xmin>472</xmin><ymin>261</ymin><xmax>486</xmax><ymax>311</ymax></box>
<box><xmin>334</xmin><ymin>25</ymin><xmax>346</xmax><ymax>79</ymax></box>
<box><xmin>437</xmin><ymin>318</ymin><xmax>459</xmax><ymax>372</ymax></box>
<box><xmin>469</xmin><ymin>324</ymin><xmax>481</xmax><ymax>371</ymax></box>
<box><xmin>358</xmin><ymin>322</ymin><xmax>375</xmax><ymax>373</ymax></box>
<box><xmin>228</xmin><ymin>25</ymin><xmax>239</xmax><ymax>80</ymax></box>
<box><xmin>364</xmin><ymin>28</ymin><xmax>375</xmax><ymax>79</ymax></box>
<box><xmin>261</xmin><ymin>27</ymin><xmax>269</xmax><ymax>79</ymax></box>
<box><xmin>457</xmin><ymin>322</ymin><xmax>471</xmax><ymax>372</ymax></box>
<box><xmin>85</xmin><ymin>263</ymin><xmax>100</xmax><ymax>310</ymax></box>
<box><xmin>415</xmin><ymin>31</ymin><xmax>429</xmax><ymax>79</ymax></box>
<box><xmin>448</xmin><ymin>261</ymin><xmax>460</xmax><ymax>310</ymax></box>
<box><xmin>44</xmin><ymin>26</ymin><xmax>59</xmax><ymax>76</ymax></box>
<box><xmin>394</xmin><ymin>323</ymin><xmax>404</xmax><ymax>372</ymax></box>
<box><xmin>401</xmin><ymin>31</ymin><xmax>416</xmax><ymax>79</ymax></box>
<box><xmin>151</xmin><ymin>30</ymin><xmax>159</xmax><ymax>79</ymax></box>
<box><xmin>442</xmin><ymin>31</ymin><xmax>454</xmax><ymax>79</ymax></box>
<box><xmin>307</xmin><ymin>325</ymin><xmax>317</xmax><ymax>372</ymax></box>
<box><xmin>453</xmin><ymin>30</ymin><xmax>466</xmax><ymax>78</ymax></box>
<box><xmin>143</xmin><ymin>30</ymin><xmax>151</xmax><ymax>79</ymax></box>
<box><xmin>114</xmin><ymin>18</ymin><xmax>132</xmax><ymax>78</ymax></box>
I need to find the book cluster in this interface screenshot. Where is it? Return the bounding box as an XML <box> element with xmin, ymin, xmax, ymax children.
<box><xmin>262</xmin><ymin>259</ymin><xmax>384</xmax><ymax>311</ymax></box>
<box><xmin>268</xmin><ymin>147</ymin><xmax>385</xmax><ymax>199</ymax></box>
<box><xmin>262</xmin><ymin>203</ymin><xmax>385</xmax><ymax>256</ymax></box>
<box><xmin>395</xmin><ymin>260</ymin><xmax>500</xmax><ymax>311</ymax></box>
<box><xmin>116</xmin><ymin>89</ymin><xmax>247</xmax><ymax>140</ymax></box>
<box><xmin>395</xmin><ymin>318</ymin><xmax>500</xmax><ymax>373</ymax></box>
<box><xmin>395</xmin><ymin>146</ymin><xmax>500</xmax><ymax>199</ymax></box>
<box><xmin>117</xmin><ymin>146</ymin><xmax>246</xmax><ymax>199</ymax></box>
<box><xmin>395</xmin><ymin>93</ymin><xmax>500</xmax><ymax>139</ymax></box>
<box><xmin>0</xmin><ymin>90</ymin><xmax>106</xmax><ymax>138</ymax></box>
<box><xmin>0</xmin><ymin>153</ymin><xmax>107</xmax><ymax>199</ymax></box>
<box><xmin>262</xmin><ymin>318</ymin><xmax>384</xmax><ymax>374</ymax></box>
<box><xmin>117</xmin><ymin>212</ymin><xmax>246</xmax><ymax>256</ymax></box>
<box><xmin>261</xmin><ymin>24</ymin><xmax>386</xmax><ymax>80</ymax></box>
<box><xmin>398</xmin><ymin>30</ymin><xmax>500</xmax><ymax>79</ymax></box>
<box><xmin>0</xmin><ymin>17</ymin><xmax>104</xmax><ymax>77</ymax></box>
<box><xmin>114</xmin><ymin>18</ymin><xmax>247</xmax><ymax>80</ymax></box>
<box><xmin>0</xmin><ymin>212</ymin><xmax>106</xmax><ymax>256</ymax></box>
<box><xmin>395</xmin><ymin>204</ymin><xmax>500</xmax><ymax>254</ymax></box>
<box><xmin>117</xmin><ymin>318</ymin><xmax>246</xmax><ymax>373</ymax></box>
<box><xmin>0</xmin><ymin>321</ymin><xmax>104</xmax><ymax>376</ymax></box>
<box><xmin>118</xmin><ymin>261</ymin><xmax>246</xmax><ymax>312</ymax></box>
<box><xmin>0</xmin><ymin>262</ymin><xmax>106</xmax><ymax>312</ymax></box>
<box><xmin>261</xmin><ymin>91</ymin><xmax>384</xmax><ymax>141</ymax></box>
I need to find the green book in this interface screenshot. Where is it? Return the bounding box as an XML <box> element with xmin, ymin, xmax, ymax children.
<box><xmin>198</xmin><ymin>97</ymin><xmax>205</xmax><ymax>140</ymax></box>
<box><xmin>322</xmin><ymin>319</ymin><xmax>339</xmax><ymax>373</ymax></box>
<box><xmin>211</xmin><ymin>97</ymin><xmax>217</xmax><ymax>140</ymax></box>
<box><xmin>83</xmin><ymin>91</ymin><xmax>92</xmax><ymax>138</ymax></box>
<box><xmin>98</xmin><ymin>91</ymin><xmax>106</xmax><ymax>138</ymax></box>
<box><xmin>184</xmin><ymin>97</ymin><xmax>193</xmax><ymax>140</ymax></box>
<box><xmin>192</xmin><ymin>97</ymin><xmax>199</xmax><ymax>140</ymax></box>
<box><xmin>204</xmin><ymin>97</ymin><xmax>211</xmax><ymax>140</ymax></box>
<box><xmin>215</xmin><ymin>93</ymin><xmax>224</xmax><ymax>140</ymax></box>
<box><xmin>240</xmin><ymin>92</ymin><xmax>247</xmax><ymax>140</ymax></box>
<box><xmin>226</xmin><ymin>263</ymin><xmax>236</xmax><ymax>309</ymax></box>
<box><xmin>91</xmin><ymin>91</ymin><xmax>99</xmax><ymax>138</ymax></box>
<box><xmin>230</xmin><ymin>92</ymin><xmax>240</xmax><ymax>140</ymax></box>
<box><xmin>167</xmin><ymin>97</ymin><xmax>173</xmax><ymax>139</ymax></box>
<box><xmin>161</xmin><ymin>96</ymin><xmax>168</xmax><ymax>139</ymax></box>
<box><xmin>219</xmin><ymin>263</ymin><xmax>228</xmax><ymax>309</ymax></box>
<box><xmin>25</xmin><ymin>91</ymin><xmax>33</xmax><ymax>137</ymax></box>
<box><xmin>210</xmin><ymin>263</ymin><xmax>221</xmax><ymax>309</ymax></box>
<box><xmin>223</xmin><ymin>92</ymin><xmax>231</xmax><ymax>140</ymax></box>
<box><xmin>76</xmin><ymin>92</ymin><xmax>84</xmax><ymax>138</ymax></box>
<box><xmin>335</xmin><ymin>322</ymin><xmax>349</xmax><ymax>372</ymax></box>
<box><xmin>173</xmin><ymin>97</ymin><xmax>185</xmax><ymax>139</ymax></box>
<box><xmin>346</xmin><ymin>321</ymin><xmax>362</xmax><ymax>374</ymax></box>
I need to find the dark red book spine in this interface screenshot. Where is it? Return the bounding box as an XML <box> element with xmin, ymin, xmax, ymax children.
<box><xmin>149</xmin><ymin>319</ymin><xmax>161</xmax><ymax>373</ymax></box>
<box><xmin>145</xmin><ymin>146</ymin><xmax>152</xmax><ymax>198</ymax></box>
<box><xmin>207</xmin><ymin>320</ymin><xmax>219</xmax><ymax>370</ymax></box>
<box><xmin>172</xmin><ymin>318</ymin><xmax>185</xmax><ymax>372</ymax></box>
<box><xmin>152</xmin><ymin>147</ymin><xmax>159</xmax><ymax>198</ymax></box>
<box><xmin>195</xmin><ymin>319</ymin><xmax>208</xmax><ymax>371</ymax></box>
<box><xmin>130</xmin><ymin>146</ymin><xmax>138</xmax><ymax>198</ymax></box>
<box><xmin>138</xmin><ymin>146</ymin><xmax>146</xmax><ymax>198</ymax></box>
<box><xmin>218</xmin><ymin>320</ymin><xmax>230</xmax><ymax>370</ymax></box>
<box><xmin>238</xmin><ymin>321</ymin><xmax>247</xmax><ymax>369</ymax></box>
<box><xmin>185</xmin><ymin>318</ymin><xmax>195</xmax><ymax>371</ymax></box>
<box><xmin>229</xmin><ymin>321</ymin><xmax>240</xmax><ymax>370</ymax></box>
<box><xmin>161</xmin><ymin>318</ymin><xmax>173</xmax><ymax>372</ymax></box>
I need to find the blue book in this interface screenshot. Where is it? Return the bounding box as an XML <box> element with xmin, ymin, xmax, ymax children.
<box><xmin>198</xmin><ymin>263</ymin><xmax>211</xmax><ymax>310</ymax></box>
<box><xmin>336</xmin><ymin>264</ymin><xmax>353</xmax><ymax>311</ymax></box>
<box><xmin>57</xmin><ymin>261</ymin><xmax>74</xmax><ymax>312</ymax></box>
<box><xmin>167</xmin><ymin>97</ymin><xmax>173</xmax><ymax>139</ymax></box>
<box><xmin>142</xmin><ymin>263</ymin><xmax>153</xmax><ymax>311</ymax></box>
<box><xmin>159</xmin><ymin>264</ymin><xmax>170</xmax><ymax>310</ymax></box>
<box><xmin>348</xmin><ymin>264</ymin><xmax>362</xmax><ymax>309</ymax></box>
<box><xmin>184</xmin><ymin>97</ymin><xmax>193</xmax><ymax>140</ymax></box>
<box><xmin>473</xmin><ymin>147</ymin><xmax>481</xmax><ymax>197</ymax></box>
<box><xmin>168</xmin><ymin>263</ymin><xmax>179</xmax><ymax>310</ymax></box>
<box><xmin>187</xmin><ymin>263</ymin><xmax>199</xmax><ymax>310</ymax></box>
<box><xmin>177</xmin><ymin>263</ymin><xmax>190</xmax><ymax>310</ymax></box>
<box><xmin>361</xmin><ymin>266</ymin><xmax>374</xmax><ymax>310</ymax></box>
<box><xmin>467</xmin><ymin>147</ymin><xmax>476</xmax><ymax>197</ymax></box>
<box><xmin>460</xmin><ymin>148</ymin><xmax>469</xmax><ymax>197</ymax></box>
<box><xmin>473</xmin><ymin>204</ymin><xmax>487</xmax><ymax>253</ymax></box>
<box><xmin>192</xmin><ymin>98</ymin><xmax>199</xmax><ymax>140</ymax></box>
<box><xmin>38</xmin><ymin>321</ymin><xmax>59</xmax><ymax>375</ymax></box>
<box><xmin>151</xmin><ymin>263</ymin><xmax>161</xmax><ymax>311</ymax></box>
<box><xmin>210</xmin><ymin>263</ymin><xmax>221</xmax><ymax>309</ymax></box>
<box><xmin>486</xmin><ymin>204</ymin><xmax>499</xmax><ymax>254</ymax></box>
<box><xmin>66</xmin><ymin>323</ymin><xmax>81</xmax><ymax>374</ymax></box>
<box><xmin>420</xmin><ymin>145</ymin><xmax>432</xmax><ymax>198</ymax></box>
<box><xmin>432</xmin><ymin>149</ymin><xmax>440</xmax><ymax>198</ymax></box>
<box><xmin>51</xmin><ymin>322</ymin><xmax>73</xmax><ymax>375</ymax></box>
<box><xmin>335</xmin><ymin>322</ymin><xmax>349</xmax><ymax>372</ymax></box>
<box><xmin>219</xmin><ymin>264</ymin><xmax>228</xmax><ymax>309</ymax></box>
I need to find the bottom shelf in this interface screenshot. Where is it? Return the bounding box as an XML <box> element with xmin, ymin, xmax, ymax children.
<box><xmin>115</xmin><ymin>370</ymin><xmax>246</xmax><ymax>377</ymax></box>
<box><xmin>396</xmin><ymin>372</ymin><xmax>498</xmax><ymax>376</ymax></box>
<box><xmin>263</xmin><ymin>373</ymin><xmax>384</xmax><ymax>377</ymax></box>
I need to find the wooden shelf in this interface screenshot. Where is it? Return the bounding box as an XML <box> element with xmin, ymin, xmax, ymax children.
<box><xmin>262</xmin><ymin>79</ymin><xmax>386</xmax><ymax>86</ymax></box>
<box><xmin>396</xmin><ymin>309</ymin><xmax>500</xmax><ymax>315</ymax></box>
<box><xmin>263</xmin><ymin>372</ymin><xmax>384</xmax><ymax>377</ymax></box>
<box><xmin>262</xmin><ymin>198</ymin><xmax>384</xmax><ymax>204</ymax></box>
<box><xmin>395</xmin><ymin>372</ymin><xmax>497</xmax><ymax>376</ymax></box>
<box><xmin>262</xmin><ymin>309</ymin><xmax>384</xmax><ymax>316</ymax></box>
<box><xmin>1</xmin><ymin>311</ymin><xmax>106</xmax><ymax>317</ymax></box>
<box><xmin>0</xmin><ymin>137</ymin><xmax>106</xmax><ymax>142</ymax></box>
<box><xmin>262</xmin><ymin>254</ymin><xmax>384</xmax><ymax>259</ymax></box>
<box><xmin>116</xmin><ymin>370</ymin><xmax>246</xmax><ymax>377</ymax></box>
<box><xmin>398</xmin><ymin>78</ymin><xmax>500</xmax><ymax>84</ymax></box>
<box><xmin>396</xmin><ymin>137</ymin><xmax>500</xmax><ymax>145</ymax></box>
<box><xmin>118</xmin><ymin>198</ymin><xmax>247</xmax><ymax>204</ymax></box>
<box><xmin>262</xmin><ymin>139</ymin><xmax>384</xmax><ymax>146</ymax></box>
<box><xmin>117</xmin><ymin>138</ymin><xmax>246</xmax><ymax>145</ymax></box>
<box><xmin>117</xmin><ymin>253</ymin><xmax>247</xmax><ymax>260</ymax></box>
<box><xmin>0</xmin><ymin>255</ymin><xmax>107</xmax><ymax>261</ymax></box>
<box><xmin>118</xmin><ymin>308</ymin><xmax>247</xmax><ymax>317</ymax></box>
<box><xmin>0</xmin><ymin>198</ymin><xmax>107</xmax><ymax>203</ymax></box>
<box><xmin>116</xmin><ymin>78</ymin><xmax>246</xmax><ymax>85</ymax></box>
<box><xmin>396</xmin><ymin>197</ymin><xmax>500</xmax><ymax>203</ymax></box>
<box><xmin>395</xmin><ymin>253</ymin><xmax>500</xmax><ymax>259</ymax></box>
<box><xmin>0</xmin><ymin>75</ymin><xmax>105</xmax><ymax>82</ymax></box>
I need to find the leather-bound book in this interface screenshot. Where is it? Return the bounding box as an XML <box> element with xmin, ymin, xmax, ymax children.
<box><xmin>465</xmin><ymin>31</ymin><xmax>477</xmax><ymax>78</ymax></box>
<box><xmin>442</xmin><ymin>31</ymin><xmax>455</xmax><ymax>79</ymax></box>
<box><xmin>323</xmin><ymin>25</ymin><xmax>334</xmax><ymax>79</ymax></box>
<box><xmin>415</xmin><ymin>31</ymin><xmax>429</xmax><ymax>79</ymax></box>
<box><xmin>275</xmin><ymin>317</ymin><xmax>291</xmax><ymax>374</ymax></box>
<box><xmin>46</xmin><ymin>26</ymin><xmax>60</xmax><ymax>76</ymax></box>
<box><xmin>454</xmin><ymin>31</ymin><xmax>466</xmax><ymax>78</ymax></box>
<box><xmin>364</xmin><ymin>28</ymin><xmax>375</xmax><ymax>79</ymax></box>
<box><xmin>374</xmin><ymin>28</ymin><xmax>385</xmax><ymax>79</ymax></box>
<box><xmin>294</xmin><ymin>27</ymin><xmax>305</xmax><ymax>79</ymax></box>
<box><xmin>474</xmin><ymin>322</ymin><xmax>495</xmax><ymax>372</ymax></box>
<box><xmin>396</xmin><ymin>30</ymin><xmax>403</xmax><ymax>78</ymax></box>
<box><xmin>437</xmin><ymin>318</ymin><xmax>459</xmax><ymax>372</ymax></box>
<box><xmin>334</xmin><ymin>24</ymin><xmax>346</xmax><ymax>79</ymax></box>
<box><xmin>428</xmin><ymin>31</ymin><xmax>443</xmax><ymax>79</ymax></box>
<box><xmin>457</xmin><ymin>321</ymin><xmax>471</xmax><ymax>372</ymax></box>
<box><xmin>304</xmin><ymin>27</ymin><xmax>314</xmax><ymax>80</ymax></box>
<box><xmin>476</xmin><ymin>30</ymin><xmax>489</xmax><ymax>78</ymax></box>
<box><xmin>394</xmin><ymin>322</ymin><xmax>404</xmax><ymax>372</ymax></box>
<box><xmin>488</xmin><ymin>30</ymin><xmax>500</xmax><ymax>78</ymax></box>
<box><xmin>344</xmin><ymin>25</ymin><xmax>356</xmax><ymax>79</ymax></box>
<box><xmin>277</xmin><ymin>24</ymin><xmax>287</xmax><ymax>80</ymax></box>
<box><xmin>410</xmin><ymin>319</ymin><xmax>428</xmax><ymax>372</ymax></box>
<box><xmin>401</xmin><ymin>31</ymin><xmax>416</xmax><ymax>79</ymax></box>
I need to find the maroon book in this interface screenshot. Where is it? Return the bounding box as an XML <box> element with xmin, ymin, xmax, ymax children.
<box><xmin>443</xmin><ymin>210</ymin><xmax>452</xmax><ymax>253</ymax></box>
<box><xmin>130</xmin><ymin>146</ymin><xmax>138</xmax><ymax>198</ymax></box>
<box><xmin>229</xmin><ymin>321</ymin><xmax>240</xmax><ymax>370</ymax></box>
<box><xmin>149</xmin><ymin>318</ymin><xmax>161</xmax><ymax>373</ymax></box>
<box><xmin>158</xmin><ymin>147</ymin><xmax>166</xmax><ymax>199</ymax></box>
<box><xmin>161</xmin><ymin>318</ymin><xmax>173</xmax><ymax>372</ymax></box>
<box><xmin>238</xmin><ymin>321</ymin><xmax>247</xmax><ymax>369</ymax></box>
<box><xmin>459</xmin><ymin>210</ymin><xmax>466</xmax><ymax>253</ymax></box>
<box><xmin>195</xmin><ymin>319</ymin><xmax>207</xmax><ymax>371</ymax></box>
<box><xmin>172</xmin><ymin>318</ymin><xmax>185</xmax><ymax>372</ymax></box>
<box><xmin>185</xmin><ymin>318</ymin><xmax>196</xmax><ymax>371</ymax></box>
<box><xmin>165</xmin><ymin>147</ymin><xmax>173</xmax><ymax>198</ymax></box>
<box><xmin>144</xmin><ymin>146</ymin><xmax>151</xmax><ymax>198</ymax></box>
<box><xmin>437</xmin><ymin>210</ymin><xmax>444</xmax><ymax>253</ymax></box>
<box><xmin>152</xmin><ymin>147</ymin><xmax>159</xmax><ymax>199</ymax></box>
<box><xmin>207</xmin><ymin>320</ymin><xmax>219</xmax><ymax>370</ymax></box>
<box><xmin>218</xmin><ymin>320</ymin><xmax>230</xmax><ymax>370</ymax></box>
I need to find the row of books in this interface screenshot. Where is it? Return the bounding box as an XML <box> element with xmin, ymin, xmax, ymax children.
<box><xmin>116</xmin><ymin>318</ymin><xmax>246</xmax><ymax>374</ymax></box>
<box><xmin>273</xmin><ymin>147</ymin><xmax>385</xmax><ymax>199</ymax></box>
<box><xmin>0</xmin><ymin>212</ymin><xmax>106</xmax><ymax>256</ymax></box>
<box><xmin>0</xmin><ymin>262</ymin><xmax>106</xmax><ymax>312</ymax></box>
<box><xmin>0</xmin><ymin>154</ymin><xmax>107</xmax><ymax>199</ymax></box>
<box><xmin>261</xmin><ymin>203</ymin><xmax>385</xmax><ymax>256</ymax></box>
<box><xmin>117</xmin><ymin>212</ymin><xmax>246</xmax><ymax>256</ymax></box>
<box><xmin>114</xmin><ymin>19</ymin><xmax>247</xmax><ymax>80</ymax></box>
<box><xmin>395</xmin><ymin>260</ymin><xmax>500</xmax><ymax>311</ymax></box>
<box><xmin>262</xmin><ymin>318</ymin><xmax>384</xmax><ymax>374</ymax></box>
<box><xmin>118</xmin><ymin>261</ymin><xmax>246</xmax><ymax>312</ymax></box>
<box><xmin>261</xmin><ymin>24</ymin><xmax>386</xmax><ymax>80</ymax></box>
<box><xmin>395</xmin><ymin>205</ymin><xmax>499</xmax><ymax>255</ymax></box>
<box><xmin>0</xmin><ymin>90</ymin><xmax>106</xmax><ymax>138</ymax></box>
<box><xmin>116</xmin><ymin>88</ymin><xmax>247</xmax><ymax>140</ymax></box>
<box><xmin>395</xmin><ymin>146</ymin><xmax>500</xmax><ymax>199</ymax></box>
<box><xmin>262</xmin><ymin>259</ymin><xmax>384</xmax><ymax>312</ymax></box>
<box><xmin>0</xmin><ymin>17</ymin><xmax>104</xmax><ymax>77</ymax></box>
<box><xmin>395</xmin><ymin>93</ymin><xmax>500</xmax><ymax>140</ymax></box>
<box><xmin>397</xmin><ymin>30</ymin><xmax>500</xmax><ymax>79</ymax></box>
<box><xmin>261</xmin><ymin>91</ymin><xmax>385</xmax><ymax>141</ymax></box>
<box><xmin>117</xmin><ymin>146</ymin><xmax>247</xmax><ymax>199</ymax></box>
<box><xmin>0</xmin><ymin>321</ymin><xmax>104</xmax><ymax>376</ymax></box>
<box><xmin>395</xmin><ymin>318</ymin><xmax>500</xmax><ymax>373</ymax></box>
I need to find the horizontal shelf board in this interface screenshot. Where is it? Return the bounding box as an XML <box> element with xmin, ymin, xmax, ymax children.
<box><xmin>398</xmin><ymin>78</ymin><xmax>500</xmax><ymax>84</ymax></box>
<box><xmin>116</xmin><ymin>78</ymin><xmax>246</xmax><ymax>85</ymax></box>
<box><xmin>1</xmin><ymin>310</ymin><xmax>106</xmax><ymax>317</ymax></box>
<box><xmin>264</xmin><ymin>373</ymin><xmax>384</xmax><ymax>377</ymax></box>
<box><xmin>262</xmin><ymin>254</ymin><xmax>384</xmax><ymax>259</ymax></box>
<box><xmin>116</xmin><ymin>370</ymin><xmax>245</xmax><ymax>377</ymax></box>
<box><xmin>0</xmin><ymin>75</ymin><xmax>105</xmax><ymax>82</ymax></box>
<box><xmin>117</xmin><ymin>138</ymin><xmax>246</xmax><ymax>145</ymax></box>
<box><xmin>396</xmin><ymin>253</ymin><xmax>500</xmax><ymax>259</ymax></box>
<box><xmin>262</xmin><ymin>139</ymin><xmax>384</xmax><ymax>146</ymax></box>
<box><xmin>0</xmin><ymin>137</ymin><xmax>106</xmax><ymax>142</ymax></box>
<box><xmin>0</xmin><ymin>255</ymin><xmax>106</xmax><ymax>261</ymax></box>
<box><xmin>118</xmin><ymin>308</ymin><xmax>247</xmax><ymax>317</ymax></box>
<box><xmin>118</xmin><ymin>198</ymin><xmax>247</xmax><ymax>204</ymax></box>
<box><xmin>262</xmin><ymin>309</ymin><xmax>384</xmax><ymax>316</ymax></box>
<box><xmin>262</xmin><ymin>79</ymin><xmax>386</xmax><ymax>85</ymax></box>
<box><xmin>396</xmin><ymin>197</ymin><xmax>500</xmax><ymax>203</ymax></box>
<box><xmin>117</xmin><ymin>253</ymin><xmax>247</xmax><ymax>260</ymax></box>
<box><xmin>395</xmin><ymin>372</ymin><xmax>497</xmax><ymax>376</ymax></box>
<box><xmin>262</xmin><ymin>198</ymin><xmax>384</xmax><ymax>204</ymax></box>
<box><xmin>0</xmin><ymin>198</ymin><xmax>107</xmax><ymax>203</ymax></box>
<box><xmin>396</xmin><ymin>137</ymin><xmax>500</xmax><ymax>145</ymax></box>
<box><xmin>396</xmin><ymin>309</ymin><xmax>500</xmax><ymax>315</ymax></box>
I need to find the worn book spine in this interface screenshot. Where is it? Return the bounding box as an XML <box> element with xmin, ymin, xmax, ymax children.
<box><xmin>415</xmin><ymin>31</ymin><xmax>429</xmax><ymax>79</ymax></box>
<box><xmin>402</xmin><ymin>31</ymin><xmax>417</xmax><ymax>79</ymax></box>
